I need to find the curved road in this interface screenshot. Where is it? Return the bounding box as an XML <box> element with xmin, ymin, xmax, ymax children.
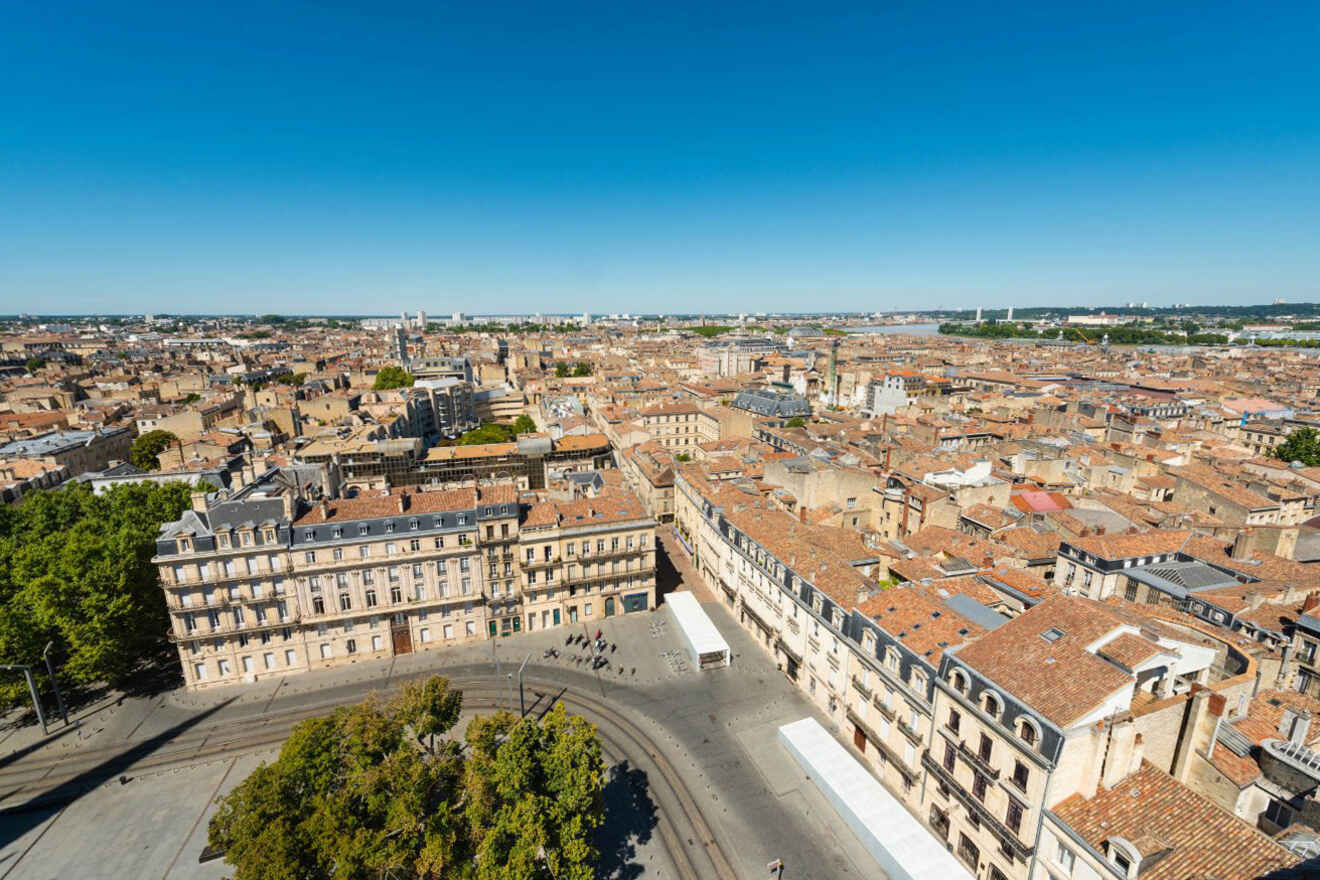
<box><xmin>0</xmin><ymin>664</ymin><xmax>734</xmax><ymax>880</ymax></box>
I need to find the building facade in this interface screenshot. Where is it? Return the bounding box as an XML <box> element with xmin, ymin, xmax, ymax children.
<box><xmin>154</xmin><ymin>471</ymin><xmax>656</xmax><ymax>688</ymax></box>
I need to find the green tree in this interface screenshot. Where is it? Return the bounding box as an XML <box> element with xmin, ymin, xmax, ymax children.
<box><xmin>554</xmin><ymin>362</ymin><xmax>570</xmax><ymax>378</ymax></box>
<box><xmin>463</xmin><ymin>703</ymin><xmax>604</xmax><ymax>880</ymax></box>
<box><xmin>0</xmin><ymin>481</ymin><xmax>195</xmax><ymax>707</ymax></box>
<box><xmin>1274</xmin><ymin>428</ymin><xmax>1320</xmax><ymax>467</ymax></box>
<box><xmin>24</xmin><ymin>357</ymin><xmax>46</xmax><ymax>374</ymax></box>
<box><xmin>209</xmin><ymin>678</ymin><xmax>604</xmax><ymax>880</ymax></box>
<box><xmin>785</xmin><ymin>416</ymin><xmax>805</xmax><ymax>428</ymax></box>
<box><xmin>182</xmin><ymin>392</ymin><xmax>201</xmax><ymax>404</ymax></box>
<box><xmin>373</xmin><ymin>366</ymin><xmax>416</xmax><ymax>390</ymax></box>
<box><xmin>571</xmin><ymin>362</ymin><xmax>592</xmax><ymax>377</ymax></box>
<box><xmin>130</xmin><ymin>429</ymin><xmax>178</xmax><ymax>471</ymax></box>
<box><xmin>512</xmin><ymin>414</ymin><xmax>537</xmax><ymax>435</ymax></box>
<box><xmin>458</xmin><ymin>423</ymin><xmax>516</xmax><ymax>445</ymax></box>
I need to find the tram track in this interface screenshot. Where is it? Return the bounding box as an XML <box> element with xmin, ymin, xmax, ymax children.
<box><xmin>0</xmin><ymin>672</ymin><xmax>738</xmax><ymax>880</ymax></box>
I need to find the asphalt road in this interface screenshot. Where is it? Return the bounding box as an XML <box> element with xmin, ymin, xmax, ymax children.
<box><xmin>0</xmin><ymin>592</ymin><xmax>883</xmax><ymax>879</ymax></box>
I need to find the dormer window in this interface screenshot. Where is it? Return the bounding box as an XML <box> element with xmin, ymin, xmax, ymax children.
<box><xmin>218</xmin><ymin>533</ymin><xmax>230</xmax><ymax>548</ymax></box>
<box><xmin>263</xmin><ymin>529</ymin><xmax>276</xmax><ymax>543</ymax></box>
<box><xmin>177</xmin><ymin>537</ymin><xmax>192</xmax><ymax>553</ymax></box>
<box><xmin>950</xmin><ymin>668</ymin><xmax>969</xmax><ymax>694</ymax></box>
<box><xmin>240</xmin><ymin>531</ymin><xmax>252</xmax><ymax>546</ymax></box>
<box><xmin>1018</xmin><ymin>716</ymin><xmax>1041</xmax><ymax>748</ymax></box>
<box><xmin>1105</xmin><ymin>838</ymin><xmax>1140</xmax><ymax>879</ymax></box>
<box><xmin>385</xmin><ymin>522</ymin><xmax>395</xmax><ymax>534</ymax></box>
<box><xmin>332</xmin><ymin>527</ymin><xmax>343</xmax><ymax>539</ymax></box>
<box><xmin>982</xmin><ymin>691</ymin><xmax>1002</xmax><ymax>719</ymax></box>
<box><xmin>409</xmin><ymin>518</ymin><xmax>419</xmax><ymax>529</ymax></box>
<box><xmin>359</xmin><ymin>524</ymin><xmax>369</xmax><ymax>536</ymax></box>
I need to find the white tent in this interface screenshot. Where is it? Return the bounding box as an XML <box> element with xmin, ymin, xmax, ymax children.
<box><xmin>779</xmin><ymin>717</ymin><xmax>974</xmax><ymax>880</ymax></box>
<box><xmin>665</xmin><ymin>591</ymin><xmax>730</xmax><ymax>669</ymax></box>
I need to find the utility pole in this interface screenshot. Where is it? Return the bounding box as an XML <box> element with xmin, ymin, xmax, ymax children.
<box><xmin>42</xmin><ymin>643</ymin><xmax>68</xmax><ymax>728</ymax></box>
<box><xmin>1</xmin><ymin>664</ymin><xmax>47</xmax><ymax>735</ymax></box>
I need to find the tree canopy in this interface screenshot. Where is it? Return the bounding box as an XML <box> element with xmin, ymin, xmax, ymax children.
<box><xmin>0</xmin><ymin>480</ymin><xmax>195</xmax><ymax>707</ymax></box>
<box><xmin>130</xmin><ymin>429</ymin><xmax>179</xmax><ymax>470</ymax></box>
<box><xmin>1274</xmin><ymin>427</ymin><xmax>1320</xmax><ymax>467</ymax></box>
<box><xmin>209</xmin><ymin>677</ymin><xmax>605</xmax><ymax>880</ymax></box>
<box><xmin>373</xmin><ymin>366</ymin><xmax>416</xmax><ymax>390</ymax></box>
<box><xmin>511</xmin><ymin>415</ymin><xmax>536</xmax><ymax>436</ymax></box>
<box><xmin>554</xmin><ymin>361</ymin><xmax>592</xmax><ymax>378</ymax></box>
<box><xmin>24</xmin><ymin>357</ymin><xmax>46</xmax><ymax>374</ymax></box>
<box><xmin>458</xmin><ymin>423</ymin><xmax>516</xmax><ymax>446</ymax></box>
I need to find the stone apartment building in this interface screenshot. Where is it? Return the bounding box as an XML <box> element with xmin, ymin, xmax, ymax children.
<box><xmin>154</xmin><ymin>470</ymin><xmax>656</xmax><ymax>689</ymax></box>
<box><xmin>672</xmin><ymin>464</ymin><xmax>1290</xmax><ymax>880</ymax></box>
<box><xmin>0</xmin><ymin>426</ymin><xmax>133</xmax><ymax>477</ymax></box>
<box><xmin>638</xmin><ymin>402</ymin><xmax>718</xmax><ymax>451</ymax></box>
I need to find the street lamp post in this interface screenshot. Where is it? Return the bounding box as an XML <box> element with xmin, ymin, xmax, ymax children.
<box><xmin>517</xmin><ymin>652</ymin><xmax>531</xmax><ymax>717</ymax></box>
<box><xmin>42</xmin><ymin>642</ymin><xmax>68</xmax><ymax>728</ymax></box>
<box><xmin>1</xmin><ymin>664</ymin><xmax>48</xmax><ymax>735</ymax></box>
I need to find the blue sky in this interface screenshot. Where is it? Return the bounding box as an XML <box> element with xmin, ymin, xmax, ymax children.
<box><xmin>2</xmin><ymin>1</ymin><xmax>1317</xmax><ymax>315</ymax></box>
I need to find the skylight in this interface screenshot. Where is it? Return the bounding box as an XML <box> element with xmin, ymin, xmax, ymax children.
<box><xmin>1041</xmin><ymin>627</ymin><xmax>1065</xmax><ymax>643</ymax></box>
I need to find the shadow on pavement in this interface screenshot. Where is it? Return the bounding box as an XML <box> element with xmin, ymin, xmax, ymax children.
<box><xmin>595</xmin><ymin>760</ymin><xmax>658</xmax><ymax>880</ymax></box>
<box><xmin>654</xmin><ymin>539</ymin><xmax>683</xmax><ymax>602</ymax></box>
<box><xmin>0</xmin><ymin>723</ymin><xmax>81</xmax><ymax>771</ymax></box>
<box><xmin>0</xmin><ymin>697</ymin><xmax>236</xmax><ymax>847</ymax></box>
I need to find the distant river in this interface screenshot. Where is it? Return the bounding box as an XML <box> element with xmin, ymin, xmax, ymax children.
<box><xmin>846</xmin><ymin>323</ymin><xmax>940</xmax><ymax>336</ymax></box>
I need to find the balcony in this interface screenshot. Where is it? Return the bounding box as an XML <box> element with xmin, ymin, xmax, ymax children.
<box><xmin>897</xmin><ymin>716</ymin><xmax>924</xmax><ymax>745</ymax></box>
<box><xmin>845</xmin><ymin>707</ymin><xmax>918</xmax><ymax>783</ymax></box>
<box><xmin>522</xmin><ymin>556</ymin><xmax>560</xmax><ymax>570</ymax></box>
<box><xmin>957</xmin><ymin>739</ymin><xmax>1001</xmax><ymax>780</ymax></box>
<box><xmin>872</xmin><ymin>696</ymin><xmax>896</xmax><ymax>721</ymax></box>
<box><xmin>851</xmin><ymin>676</ymin><xmax>872</xmax><ymax>700</ymax></box>
<box><xmin>921</xmin><ymin>752</ymin><xmax>1034</xmax><ymax>860</ymax></box>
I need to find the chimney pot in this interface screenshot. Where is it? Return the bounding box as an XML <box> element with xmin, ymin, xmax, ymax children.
<box><xmin>1303</xmin><ymin>592</ymin><xmax>1320</xmax><ymax>614</ymax></box>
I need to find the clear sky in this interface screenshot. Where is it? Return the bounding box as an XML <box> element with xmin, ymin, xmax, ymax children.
<box><xmin>2</xmin><ymin>1</ymin><xmax>1318</xmax><ymax>315</ymax></box>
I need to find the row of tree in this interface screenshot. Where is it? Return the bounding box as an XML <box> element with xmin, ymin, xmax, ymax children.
<box><xmin>938</xmin><ymin>322</ymin><xmax>1231</xmax><ymax>346</ymax></box>
<box><xmin>0</xmin><ymin>481</ymin><xmax>195</xmax><ymax>707</ymax></box>
<box><xmin>210</xmin><ymin>677</ymin><xmax>605</xmax><ymax>879</ymax></box>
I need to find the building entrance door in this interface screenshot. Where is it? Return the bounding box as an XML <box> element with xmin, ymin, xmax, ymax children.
<box><xmin>392</xmin><ymin>626</ymin><xmax>413</xmax><ymax>655</ymax></box>
<box><xmin>853</xmin><ymin>724</ymin><xmax>866</xmax><ymax>752</ymax></box>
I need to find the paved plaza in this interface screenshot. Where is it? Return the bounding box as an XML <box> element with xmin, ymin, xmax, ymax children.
<box><xmin>0</xmin><ymin>551</ymin><xmax>886</xmax><ymax>879</ymax></box>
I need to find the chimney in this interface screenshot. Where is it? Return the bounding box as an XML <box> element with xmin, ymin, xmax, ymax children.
<box><xmin>319</xmin><ymin>498</ymin><xmax>330</xmax><ymax>520</ymax></box>
<box><xmin>1174</xmin><ymin>685</ymin><xmax>1213</xmax><ymax>783</ymax></box>
<box><xmin>1206</xmin><ymin>693</ymin><xmax>1227</xmax><ymax>759</ymax></box>
<box><xmin>1280</xmin><ymin>707</ymin><xmax>1311</xmax><ymax>744</ymax></box>
<box><xmin>190</xmin><ymin>490</ymin><xmax>209</xmax><ymax>512</ymax></box>
<box><xmin>397</xmin><ymin>492</ymin><xmax>408</xmax><ymax>513</ymax></box>
<box><xmin>1231</xmin><ymin>529</ymin><xmax>1252</xmax><ymax>560</ymax></box>
<box><xmin>1101</xmin><ymin>718</ymin><xmax>1139</xmax><ymax>789</ymax></box>
<box><xmin>1303</xmin><ymin>592</ymin><xmax>1320</xmax><ymax>614</ymax></box>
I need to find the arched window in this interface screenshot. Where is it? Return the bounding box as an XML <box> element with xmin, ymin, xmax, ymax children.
<box><xmin>982</xmin><ymin>690</ymin><xmax>1002</xmax><ymax>719</ymax></box>
<box><xmin>1018</xmin><ymin>715</ymin><xmax>1041</xmax><ymax>748</ymax></box>
<box><xmin>949</xmin><ymin>668</ymin><xmax>969</xmax><ymax>694</ymax></box>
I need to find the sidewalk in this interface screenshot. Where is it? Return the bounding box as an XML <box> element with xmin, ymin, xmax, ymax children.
<box><xmin>164</xmin><ymin>604</ymin><xmax>683</xmax><ymax>713</ymax></box>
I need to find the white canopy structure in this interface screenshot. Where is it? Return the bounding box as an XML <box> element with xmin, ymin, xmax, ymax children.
<box><xmin>665</xmin><ymin>590</ymin><xmax>730</xmax><ymax>669</ymax></box>
<box><xmin>779</xmin><ymin>717</ymin><xmax>974</xmax><ymax>880</ymax></box>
